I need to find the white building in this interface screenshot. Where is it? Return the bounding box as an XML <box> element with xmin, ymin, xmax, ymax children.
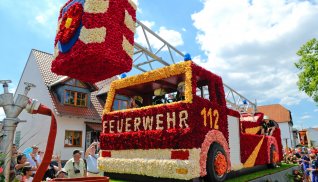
<box><xmin>14</xmin><ymin>49</ymin><xmax>116</xmax><ymax>160</ymax></box>
<box><xmin>258</xmin><ymin>104</ymin><xmax>295</xmax><ymax>149</ymax></box>
<box><xmin>305</xmin><ymin>128</ymin><xmax>318</xmax><ymax>147</ymax></box>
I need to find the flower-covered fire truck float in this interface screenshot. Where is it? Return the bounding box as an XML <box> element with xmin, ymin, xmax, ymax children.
<box><xmin>98</xmin><ymin>61</ymin><xmax>283</xmax><ymax>181</ymax></box>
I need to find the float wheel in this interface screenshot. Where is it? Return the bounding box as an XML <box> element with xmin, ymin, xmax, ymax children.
<box><xmin>205</xmin><ymin>143</ymin><xmax>228</xmax><ymax>182</ymax></box>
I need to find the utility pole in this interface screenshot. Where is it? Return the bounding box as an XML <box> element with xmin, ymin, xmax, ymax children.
<box><xmin>0</xmin><ymin>80</ymin><xmax>36</xmax><ymax>182</ymax></box>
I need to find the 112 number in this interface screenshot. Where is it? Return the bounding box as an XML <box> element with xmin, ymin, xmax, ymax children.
<box><xmin>200</xmin><ymin>107</ymin><xmax>219</xmax><ymax>129</ymax></box>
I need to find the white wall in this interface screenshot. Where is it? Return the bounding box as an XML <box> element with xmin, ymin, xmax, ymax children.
<box><xmin>54</xmin><ymin>116</ymin><xmax>87</xmax><ymax>160</ymax></box>
<box><xmin>14</xmin><ymin>51</ymin><xmax>91</xmax><ymax>160</ymax></box>
<box><xmin>278</xmin><ymin>122</ymin><xmax>294</xmax><ymax>148</ymax></box>
<box><xmin>15</xmin><ymin>52</ymin><xmax>54</xmax><ymax>154</ymax></box>
<box><xmin>307</xmin><ymin>129</ymin><xmax>318</xmax><ymax>147</ymax></box>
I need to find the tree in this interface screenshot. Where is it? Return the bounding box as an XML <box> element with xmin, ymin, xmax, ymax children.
<box><xmin>295</xmin><ymin>38</ymin><xmax>318</xmax><ymax>103</ymax></box>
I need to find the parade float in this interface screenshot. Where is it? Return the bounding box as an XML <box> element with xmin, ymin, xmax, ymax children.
<box><xmin>97</xmin><ymin>61</ymin><xmax>283</xmax><ymax>181</ymax></box>
<box><xmin>48</xmin><ymin>0</ymin><xmax>283</xmax><ymax>181</ymax></box>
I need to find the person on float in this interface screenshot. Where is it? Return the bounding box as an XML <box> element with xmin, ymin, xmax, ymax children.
<box><xmin>153</xmin><ymin>88</ymin><xmax>167</xmax><ymax>104</ymax></box>
<box><xmin>261</xmin><ymin>115</ymin><xmax>276</xmax><ymax>136</ymax></box>
<box><xmin>175</xmin><ymin>81</ymin><xmax>185</xmax><ymax>101</ymax></box>
<box><xmin>131</xmin><ymin>96</ymin><xmax>143</xmax><ymax>108</ymax></box>
<box><xmin>85</xmin><ymin>142</ymin><xmax>102</xmax><ymax>177</ymax></box>
<box><xmin>64</xmin><ymin>150</ymin><xmax>87</xmax><ymax>178</ymax></box>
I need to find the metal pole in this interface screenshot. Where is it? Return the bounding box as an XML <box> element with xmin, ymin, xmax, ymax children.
<box><xmin>0</xmin><ymin>81</ymin><xmax>35</xmax><ymax>182</ymax></box>
<box><xmin>0</xmin><ymin>118</ymin><xmax>19</xmax><ymax>182</ymax></box>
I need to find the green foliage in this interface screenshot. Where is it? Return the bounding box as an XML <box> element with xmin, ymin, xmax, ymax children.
<box><xmin>0</xmin><ymin>153</ymin><xmax>5</xmax><ymax>182</ymax></box>
<box><xmin>295</xmin><ymin>38</ymin><xmax>318</xmax><ymax>103</ymax></box>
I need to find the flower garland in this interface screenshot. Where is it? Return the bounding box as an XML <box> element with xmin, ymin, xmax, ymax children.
<box><xmin>52</xmin><ymin>0</ymin><xmax>137</xmax><ymax>83</ymax></box>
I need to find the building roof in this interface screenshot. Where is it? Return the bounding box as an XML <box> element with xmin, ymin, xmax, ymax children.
<box><xmin>31</xmin><ymin>49</ymin><xmax>116</xmax><ymax>120</ymax></box>
<box><xmin>257</xmin><ymin>104</ymin><xmax>292</xmax><ymax>123</ymax></box>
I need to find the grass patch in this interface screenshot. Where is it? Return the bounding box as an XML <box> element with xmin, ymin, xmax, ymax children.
<box><xmin>110</xmin><ymin>180</ymin><xmax>127</xmax><ymax>182</ymax></box>
<box><xmin>225</xmin><ymin>163</ymin><xmax>297</xmax><ymax>182</ymax></box>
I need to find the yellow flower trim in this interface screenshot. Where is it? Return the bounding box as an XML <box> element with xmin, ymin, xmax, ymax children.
<box><xmin>245</xmin><ymin>126</ymin><xmax>261</xmax><ymax>135</ymax></box>
<box><xmin>124</xmin><ymin>10</ymin><xmax>136</xmax><ymax>33</ymax></box>
<box><xmin>79</xmin><ymin>26</ymin><xmax>106</xmax><ymax>44</ymax></box>
<box><xmin>84</xmin><ymin>0</ymin><xmax>109</xmax><ymax>14</ymax></box>
<box><xmin>122</xmin><ymin>36</ymin><xmax>134</xmax><ymax>58</ymax></box>
<box><xmin>243</xmin><ymin>136</ymin><xmax>265</xmax><ymax>168</ymax></box>
<box><xmin>103</xmin><ymin>61</ymin><xmax>193</xmax><ymax>115</ymax></box>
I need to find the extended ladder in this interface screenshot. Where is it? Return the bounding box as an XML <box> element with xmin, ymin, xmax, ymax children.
<box><xmin>132</xmin><ymin>20</ymin><xmax>257</xmax><ymax>114</ymax></box>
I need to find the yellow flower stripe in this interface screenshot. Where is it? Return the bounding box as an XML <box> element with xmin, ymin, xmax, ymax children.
<box><xmin>243</xmin><ymin>136</ymin><xmax>265</xmax><ymax>168</ymax></box>
<box><xmin>103</xmin><ymin>61</ymin><xmax>193</xmax><ymax>115</ymax></box>
<box><xmin>245</xmin><ymin>126</ymin><xmax>261</xmax><ymax>135</ymax></box>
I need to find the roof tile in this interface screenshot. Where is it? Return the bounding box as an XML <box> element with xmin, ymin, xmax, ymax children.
<box><xmin>257</xmin><ymin>104</ymin><xmax>291</xmax><ymax>123</ymax></box>
<box><xmin>31</xmin><ymin>49</ymin><xmax>116</xmax><ymax>120</ymax></box>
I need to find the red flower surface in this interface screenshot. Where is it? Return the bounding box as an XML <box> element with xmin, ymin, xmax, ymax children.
<box><xmin>52</xmin><ymin>0</ymin><xmax>136</xmax><ymax>83</ymax></box>
<box><xmin>57</xmin><ymin>3</ymin><xmax>83</xmax><ymax>44</ymax></box>
<box><xmin>100</xmin><ymin>63</ymin><xmax>229</xmax><ymax>150</ymax></box>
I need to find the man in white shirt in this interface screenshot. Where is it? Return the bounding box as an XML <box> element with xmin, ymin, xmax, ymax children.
<box><xmin>64</xmin><ymin>150</ymin><xmax>87</xmax><ymax>178</ymax></box>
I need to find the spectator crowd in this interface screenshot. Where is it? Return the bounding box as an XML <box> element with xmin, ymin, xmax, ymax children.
<box><xmin>284</xmin><ymin>147</ymin><xmax>318</xmax><ymax>182</ymax></box>
<box><xmin>3</xmin><ymin>141</ymin><xmax>101</xmax><ymax>182</ymax></box>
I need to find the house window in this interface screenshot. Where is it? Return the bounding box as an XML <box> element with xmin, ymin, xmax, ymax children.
<box><xmin>64</xmin><ymin>130</ymin><xmax>82</xmax><ymax>147</ymax></box>
<box><xmin>64</xmin><ymin>90</ymin><xmax>87</xmax><ymax>107</ymax></box>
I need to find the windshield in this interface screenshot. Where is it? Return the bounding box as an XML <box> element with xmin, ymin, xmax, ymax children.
<box><xmin>110</xmin><ymin>74</ymin><xmax>186</xmax><ymax>111</ymax></box>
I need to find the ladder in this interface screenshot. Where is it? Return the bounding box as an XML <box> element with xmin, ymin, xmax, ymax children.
<box><xmin>132</xmin><ymin>20</ymin><xmax>257</xmax><ymax>114</ymax></box>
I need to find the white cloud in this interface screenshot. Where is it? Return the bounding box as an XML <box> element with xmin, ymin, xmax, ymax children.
<box><xmin>301</xmin><ymin>115</ymin><xmax>311</xmax><ymax>120</ymax></box>
<box><xmin>0</xmin><ymin>0</ymin><xmax>64</xmax><ymax>38</ymax></box>
<box><xmin>135</xmin><ymin>20</ymin><xmax>184</xmax><ymax>51</ymax></box>
<box><xmin>191</xmin><ymin>0</ymin><xmax>318</xmax><ymax>106</ymax></box>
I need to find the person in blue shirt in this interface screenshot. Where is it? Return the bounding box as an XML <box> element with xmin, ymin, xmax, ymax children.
<box><xmin>85</xmin><ymin>142</ymin><xmax>102</xmax><ymax>176</ymax></box>
<box><xmin>309</xmin><ymin>154</ymin><xmax>318</xmax><ymax>182</ymax></box>
<box><xmin>300</xmin><ymin>152</ymin><xmax>310</xmax><ymax>181</ymax></box>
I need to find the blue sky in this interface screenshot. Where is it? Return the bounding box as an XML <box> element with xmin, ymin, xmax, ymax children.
<box><xmin>0</xmin><ymin>0</ymin><xmax>317</xmax><ymax>129</ymax></box>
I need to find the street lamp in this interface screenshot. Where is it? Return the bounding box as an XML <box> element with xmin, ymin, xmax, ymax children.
<box><xmin>0</xmin><ymin>80</ymin><xmax>37</xmax><ymax>182</ymax></box>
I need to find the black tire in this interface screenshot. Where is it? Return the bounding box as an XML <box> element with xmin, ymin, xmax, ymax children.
<box><xmin>205</xmin><ymin>143</ymin><xmax>228</xmax><ymax>182</ymax></box>
<box><xmin>268</xmin><ymin>144</ymin><xmax>277</xmax><ymax>168</ymax></box>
